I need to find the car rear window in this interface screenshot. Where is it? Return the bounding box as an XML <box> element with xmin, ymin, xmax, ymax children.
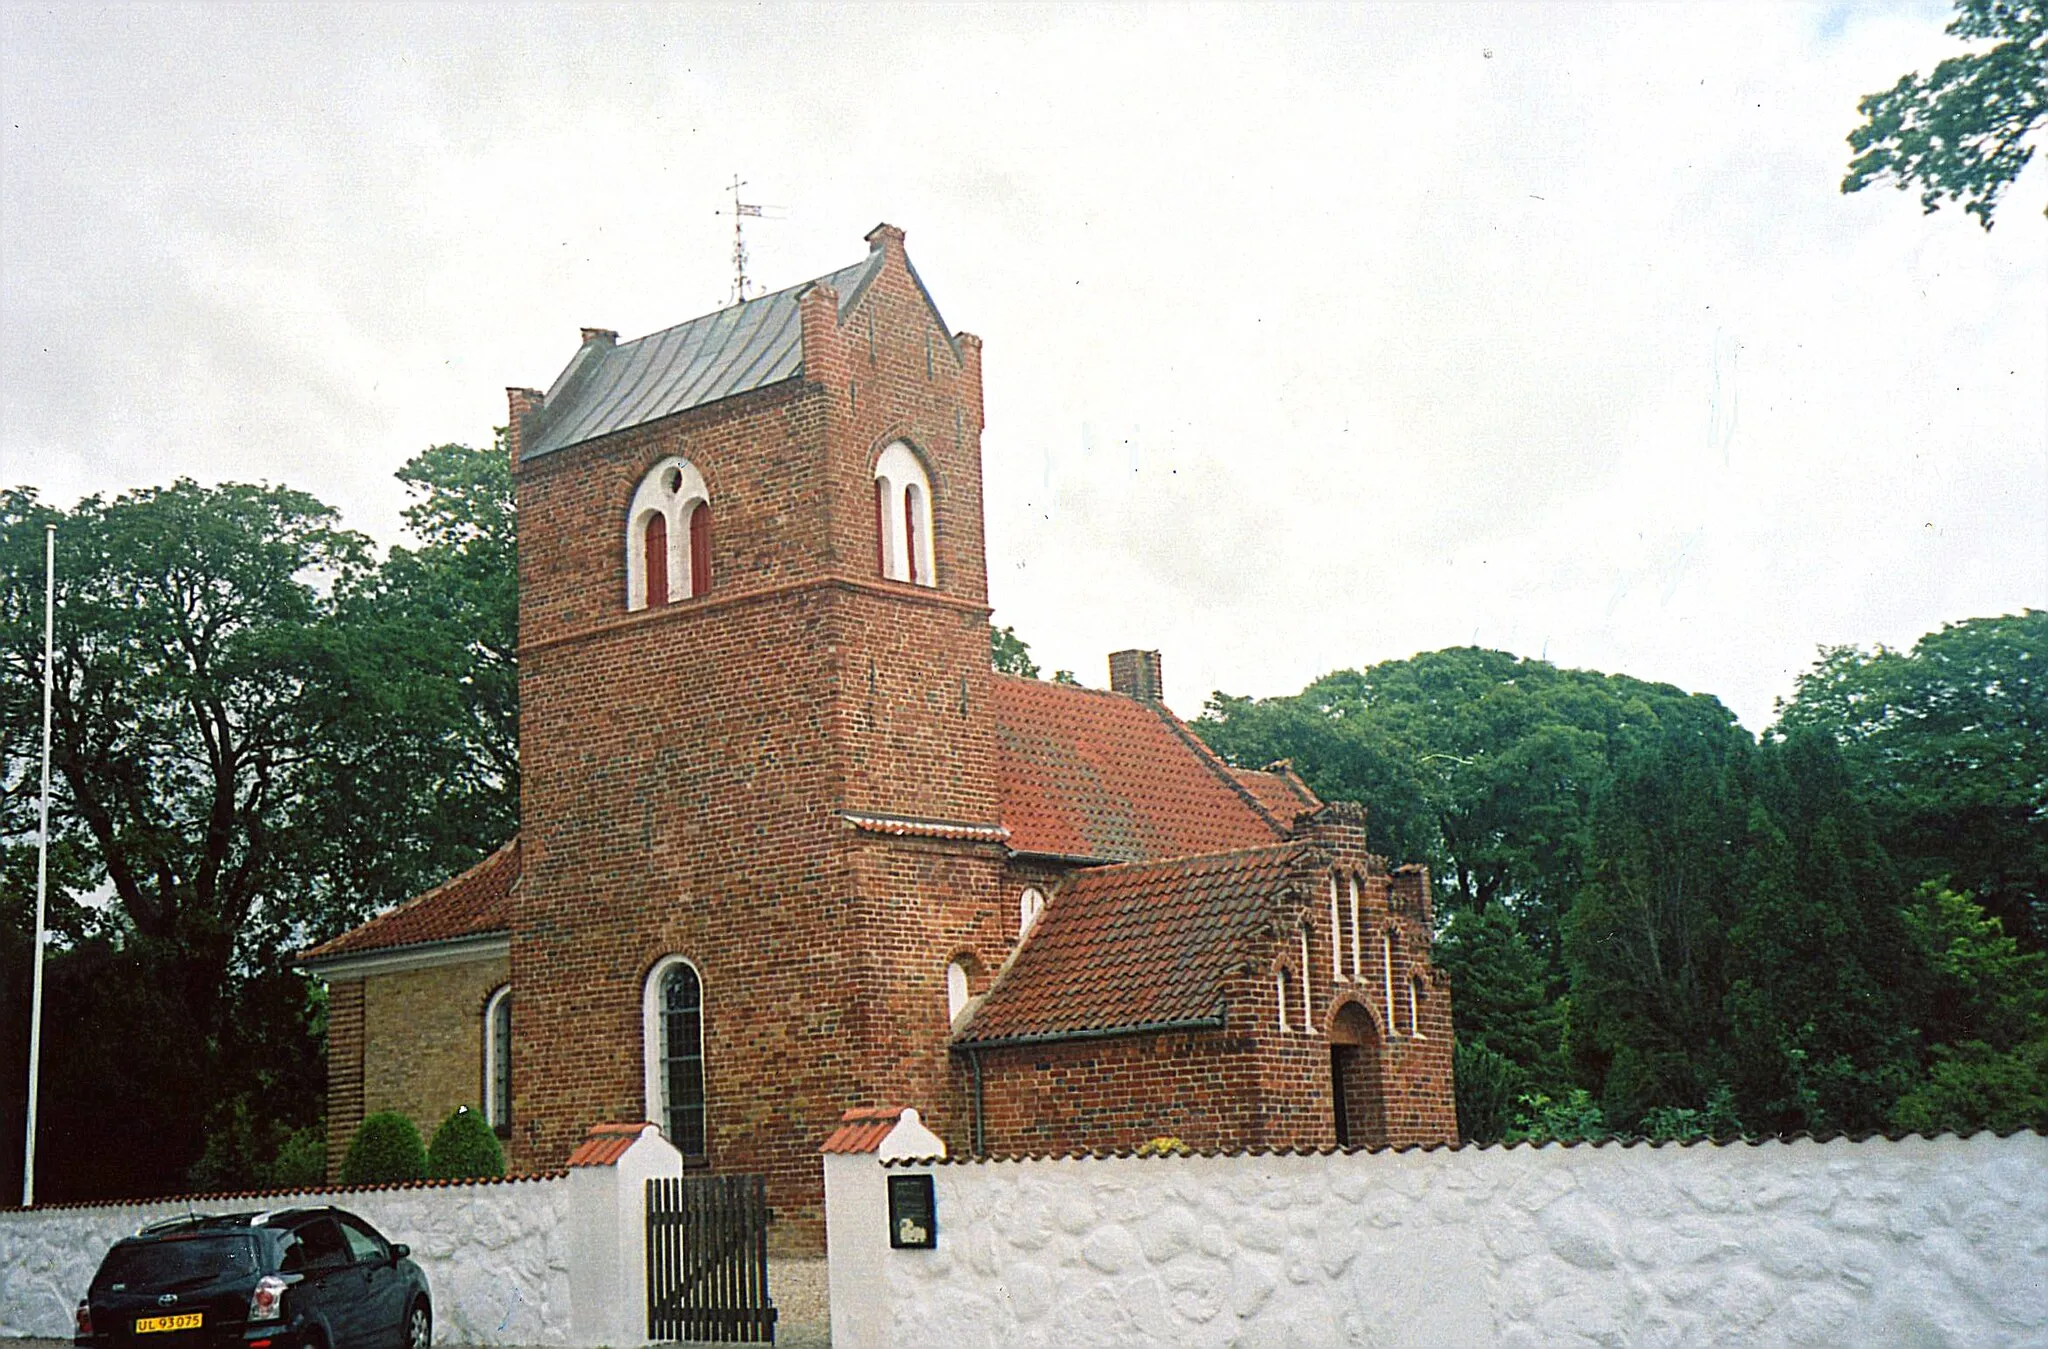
<box><xmin>93</xmin><ymin>1235</ymin><xmax>261</xmax><ymax>1290</ymax></box>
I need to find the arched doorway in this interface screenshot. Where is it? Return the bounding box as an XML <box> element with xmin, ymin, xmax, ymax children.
<box><xmin>1328</xmin><ymin>1000</ymin><xmax>1386</xmax><ymax>1148</ymax></box>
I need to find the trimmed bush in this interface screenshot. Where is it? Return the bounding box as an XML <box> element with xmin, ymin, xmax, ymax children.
<box><xmin>341</xmin><ymin>1111</ymin><xmax>427</xmax><ymax>1185</ymax></box>
<box><xmin>427</xmin><ymin>1105</ymin><xmax>505</xmax><ymax>1180</ymax></box>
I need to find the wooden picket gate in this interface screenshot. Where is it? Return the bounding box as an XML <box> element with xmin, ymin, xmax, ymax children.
<box><xmin>645</xmin><ymin>1174</ymin><xmax>778</xmax><ymax>1343</ymax></box>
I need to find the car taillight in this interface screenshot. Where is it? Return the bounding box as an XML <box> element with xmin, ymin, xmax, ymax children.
<box><xmin>248</xmin><ymin>1275</ymin><xmax>288</xmax><ymax>1322</ymax></box>
<box><xmin>74</xmin><ymin>1301</ymin><xmax>92</xmax><ymax>1337</ymax></box>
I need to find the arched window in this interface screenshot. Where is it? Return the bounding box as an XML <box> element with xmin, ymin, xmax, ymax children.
<box><xmin>1408</xmin><ymin>976</ymin><xmax>1426</xmax><ymax>1038</ymax></box>
<box><xmin>1328</xmin><ymin>875</ymin><xmax>1349</xmax><ymax>983</ymax></box>
<box><xmin>1019</xmin><ymin>887</ymin><xmax>1045</xmax><ymax>937</ymax></box>
<box><xmin>1276</xmin><ymin>966</ymin><xmax>1293</xmax><ymax>1033</ymax></box>
<box><xmin>626</xmin><ymin>458</ymin><xmax>711</xmax><ymax>610</ymax></box>
<box><xmin>482</xmin><ymin>985</ymin><xmax>511</xmax><ymax>1138</ymax></box>
<box><xmin>946</xmin><ymin>960</ymin><xmax>971</xmax><ymax>1024</ymax></box>
<box><xmin>643</xmin><ymin>957</ymin><xmax>707</xmax><ymax>1160</ymax></box>
<box><xmin>873</xmin><ymin>442</ymin><xmax>935</xmax><ymax>587</ymax></box>
<box><xmin>1298</xmin><ymin>926</ymin><xmax>1315</xmax><ymax>1031</ymax></box>
<box><xmin>1347</xmin><ymin>876</ymin><xmax>1363</xmax><ymax>981</ymax></box>
<box><xmin>1382</xmin><ymin>931</ymin><xmax>1397</xmax><ymax>1036</ymax></box>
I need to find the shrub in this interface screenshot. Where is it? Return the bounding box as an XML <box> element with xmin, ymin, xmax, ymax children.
<box><xmin>1453</xmin><ymin>1040</ymin><xmax>1521</xmax><ymax>1145</ymax></box>
<box><xmin>427</xmin><ymin>1105</ymin><xmax>506</xmax><ymax>1179</ymax></box>
<box><xmin>341</xmin><ymin>1111</ymin><xmax>427</xmax><ymax>1185</ymax></box>
<box><xmin>270</xmin><ymin>1126</ymin><xmax>329</xmax><ymax>1189</ymax></box>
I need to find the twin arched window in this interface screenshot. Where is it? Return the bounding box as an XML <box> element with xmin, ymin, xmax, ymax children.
<box><xmin>628</xmin><ymin>458</ymin><xmax>712</xmax><ymax>610</ymax></box>
<box><xmin>643</xmin><ymin>957</ymin><xmax>707</xmax><ymax>1160</ymax></box>
<box><xmin>873</xmin><ymin>442</ymin><xmax>934</xmax><ymax>586</ymax></box>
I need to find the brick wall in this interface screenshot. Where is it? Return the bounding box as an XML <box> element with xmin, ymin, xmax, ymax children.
<box><xmin>508</xmin><ymin>230</ymin><xmax>1000</xmax><ymax>1252</ymax></box>
<box><xmin>324</xmin><ymin>978</ymin><xmax>365</xmax><ymax>1182</ymax></box>
<box><xmin>361</xmin><ymin>956</ymin><xmax>510</xmax><ymax>1149</ymax></box>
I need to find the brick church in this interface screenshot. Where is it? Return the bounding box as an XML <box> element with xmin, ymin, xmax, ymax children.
<box><xmin>302</xmin><ymin>224</ymin><xmax>1457</xmax><ymax>1248</ymax></box>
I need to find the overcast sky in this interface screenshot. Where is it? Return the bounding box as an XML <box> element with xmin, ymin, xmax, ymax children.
<box><xmin>3</xmin><ymin>2</ymin><xmax>2042</xmax><ymax>729</ymax></box>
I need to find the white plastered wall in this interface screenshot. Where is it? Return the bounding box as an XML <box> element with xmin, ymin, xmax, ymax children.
<box><xmin>828</xmin><ymin>1131</ymin><xmax>2048</xmax><ymax>1349</ymax></box>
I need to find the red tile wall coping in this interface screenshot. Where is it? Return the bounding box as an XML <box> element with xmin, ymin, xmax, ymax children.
<box><xmin>2</xmin><ymin>1169</ymin><xmax>572</xmax><ymax>1213</ymax></box>
<box><xmin>878</xmin><ymin>1125</ymin><xmax>2048</xmax><ymax>1165</ymax></box>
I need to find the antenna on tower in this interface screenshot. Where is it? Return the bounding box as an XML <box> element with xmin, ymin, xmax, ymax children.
<box><xmin>716</xmin><ymin>176</ymin><xmax>785</xmax><ymax>305</ymax></box>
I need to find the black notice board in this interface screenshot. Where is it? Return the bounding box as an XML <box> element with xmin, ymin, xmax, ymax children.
<box><xmin>887</xmin><ymin>1172</ymin><xmax>937</xmax><ymax>1249</ymax></box>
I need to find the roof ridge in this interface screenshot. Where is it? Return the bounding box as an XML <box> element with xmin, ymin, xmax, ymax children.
<box><xmin>1143</xmin><ymin>700</ymin><xmax>1289</xmax><ymax>837</ymax></box>
<box><xmin>1068</xmin><ymin>838</ymin><xmax>1307</xmax><ymax>877</ymax></box>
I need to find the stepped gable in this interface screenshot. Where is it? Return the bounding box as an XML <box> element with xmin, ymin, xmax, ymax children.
<box><xmin>300</xmin><ymin>839</ymin><xmax>516</xmax><ymax>961</ymax></box>
<box><xmin>992</xmin><ymin>674</ymin><xmax>1286</xmax><ymax>862</ymax></box>
<box><xmin>954</xmin><ymin>842</ymin><xmax>1305</xmax><ymax>1046</ymax></box>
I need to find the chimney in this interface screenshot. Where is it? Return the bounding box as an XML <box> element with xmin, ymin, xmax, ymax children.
<box><xmin>505</xmin><ymin>387</ymin><xmax>544</xmax><ymax>475</ymax></box>
<box><xmin>579</xmin><ymin>328</ymin><xmax>618</xmax><ymax>347</ymax></box>
<box><xmin>1109</xmin><ymin>649</ymin><xmax>1163</xmax><ymax>703</ymax></box>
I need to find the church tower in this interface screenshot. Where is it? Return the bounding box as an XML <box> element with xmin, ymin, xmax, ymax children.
<box><xmin>505</xmin><ymin>225</ymin><xmax>1007</xmax><ymax>1247</ymax></box>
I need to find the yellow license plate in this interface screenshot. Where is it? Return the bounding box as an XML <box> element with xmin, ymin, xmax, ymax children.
<box><xmin>134</xmin><ymin>1313</ymin><xmax>203</xmax><ymax>1334</ymax></box>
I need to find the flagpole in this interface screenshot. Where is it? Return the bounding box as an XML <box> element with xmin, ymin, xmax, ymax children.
<box><xmin>23</xmin><ymin>524</ymin><xmax>53</xmax><ymax>1208</ymax></box>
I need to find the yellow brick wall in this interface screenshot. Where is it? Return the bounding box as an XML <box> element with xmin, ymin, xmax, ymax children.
<box><xmin>361</xmin><ymin>956</ymin><xmax>510</xmax><ymax>1148</ymax></box>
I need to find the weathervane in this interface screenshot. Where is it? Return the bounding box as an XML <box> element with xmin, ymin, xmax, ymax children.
<box><xmin>716</xmin><ymin>176</ymin><xmax>784</xmax><ymax>305</ymax></box>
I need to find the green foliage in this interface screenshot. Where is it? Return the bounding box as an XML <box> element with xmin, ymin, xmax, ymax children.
<box><xmin>1453</xmin><ymin>1040</ymin><xmax>1522</xmax><ymax>1144</ymax></box>
<box><xmin>1776</xmin><ymin>612</ymin><xmax>2047</xmax><ymax>948</ymax></box>
<box><xmin>426</xmin><ymin>1105</ymin><xmax>505</xmax><ymax>1179</ymax></box>
<box><xmin>0</xmin><ymin>447</ymin><xmax>516</xmax><ymax>1200</ymax></box>
<box><xmin>1890</xmin><ymin>1036</ymin><xmax>2048</xmax><ymax>1135</ymax></box>
<box><xmin>1843</xmin><ymin>0</ymin><xmax>2048</xmax><ymax>228</ymax></box>
<box><xmin>1637</xmin><ymin>1086</ymin><xmax>1744</xmax><ymax>1142</ymax></box>
<box><xmin>342</xmin><ymin>1111</ymin><xmax>427</xmax><ymax>1185</ymax></box>
<box><xmin>1507</xmin><ymin>1089</ymin><xmax>1608</xmax><ymax>1144</ymax></box>
<box><xmin>990</xmin><ymin>624</ymin><xmax>1040</xmax><ymax>678</ymax></box>
<box><xmin>271</xmin><ymin>1127</ymin><xmax>328</xmax><ymax>1190</ymax></box>
<box><xmin>1434</xmin><ymin>906</ymin><xmax>1565</xmax><ymax>1089</ymax></box>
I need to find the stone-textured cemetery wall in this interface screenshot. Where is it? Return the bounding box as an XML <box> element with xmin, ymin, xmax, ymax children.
<box><xmin>0</xmin><ymin>1175</ymin><xmax>572</xmax><ymax>1344</ymax></box>
<box><xmin>834</xmin><ymin>1131</ymin><xmax>2048</xmax><ymax>1347</ymax></box>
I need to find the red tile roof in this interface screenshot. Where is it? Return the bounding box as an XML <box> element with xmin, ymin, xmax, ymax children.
<box><xmin>300</xmin><ymin>840</ymin><xmax>517</xmax><ymax>963</ymax></box>
<box><xmin>1230</xmin><ymin>762</ymin><xmax>1322</xmax><ymax>822</ymax></box>
<box><xmin>991</xmin><ymin>676</ymin><xmax>1284</xmax><ymax>861</ymax></box>
<box><xmin>955</xmin><ymin>843</ymin><xmax>1306</xmax><ymax>1045</ymax></box>
<box><xmin>820</xmin><ymin>1106</ymin><xmax>910</xmax><ymax>1154</ymax></box>
<box><xmin>565</xmin><ymin>1121</ymin><xmax>656</xmax><ymax>1167</ymax></box>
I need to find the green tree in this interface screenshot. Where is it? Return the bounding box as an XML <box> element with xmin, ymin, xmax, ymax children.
<box><xmin>1720</xmin><ymin>733</ymin><xmax>1919</xmax><ymax>1134</ymax></box>
<box><xmin>1843</xmin><ymin>0</ymin><xmax>2048</xmax><ymax>228</ymax></box>
<box><xmin>990</xmin><ymin>624</ymin><xmax>1040</xmax><ymax>678</ymax></box>
<box><xmin>1563</xmin><ymin>721</ymin><xmax>1751</xmax><ymax>1127</ymax></box>
<box><xmin>1776</xmin><ymin>612</ymin><xmax>2047</xmax><ymax>948</ymax></box>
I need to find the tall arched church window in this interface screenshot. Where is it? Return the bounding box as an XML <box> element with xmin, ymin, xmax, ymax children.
<box><xmin>626</xmin><ymin>458</ymin><xmax>711</xmax><ymax>610</ymax></box>
<box><xmin>643</xmin><ymin>957</ymin><xmax>707</xmax><ymax>1160</ymax></box>
<box><xmin>482</xmin><ymin>985</ymin><xmax>511</xmax><ymax>1138</ymax></box>
<box><xmin>873</xmin><ymin>442</ymin><xmax>935</xmax><ymax>587</ymax></box>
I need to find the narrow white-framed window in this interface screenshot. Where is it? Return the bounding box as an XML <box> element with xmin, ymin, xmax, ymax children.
<box><xmin>1382</xmin><ymin>931</ymin><xmax>1397</xmax><ymax>1036</ymax></box>
<box><xmin>626</xmin><ymin>457</ymin><xmax>711</xmax><ymax>610</ymax></box>
<box><xmin>1348</xmin><ymin>876</ymin><xmax>1363</xmax><ymax>981</ymax></box>
<box><xmin>946</xmin><ymin>960</ymin><xmax>971</xmax><ymax>1025</ymax></box>
<box><xmin>1328</xmin><ymin>876</ymin><xmax>1347</xmax><ymax>983</ymax></box>
<box><xmin>1298</xmin><ymin>927</ymin><xmax>1314</xmax><ymax>1032</ymax></box>
<box><xmin>873</xmin><ymin>441</ymin><xmax>935</xmax><ymax>586</ymax></box>
<box><xmin>1408</xmin><ymin>976</ymin><xmax>1425</xmax><ymax>1038</ymax></box>
<box><xmin>482</xmin><ymin>984</ymin><xmax>511</xmax><ymax>1138</ymax></box>
<box><xmin>642</xmin><ymin>956</ymin><xmax>707</xmax><ymax>1159</ymax></box>
<box><xmin>1019</xmin><ymin>886</ymin><xmax>1046</xmax><ymax>937</ymax></box>
<box><xmin>1276</xmin><ymin>966</ymin><xmax>1293</xmax><ymax>1032</ymax></box>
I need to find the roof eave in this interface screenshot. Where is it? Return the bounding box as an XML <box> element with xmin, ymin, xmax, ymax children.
<box><xmin>951</xmin><ymin>1012</ymin><xmax>1229</xmax><ymax>1053</ymax></box>
<box><xmin>299</xmin><ymin>930</ymin><xmax>511</xmax><ymax>981</ymax></box>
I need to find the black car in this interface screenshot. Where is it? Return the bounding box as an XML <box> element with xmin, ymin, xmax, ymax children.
<box><xmin>74</xmin><ymin>1207</ymin><xmax>431</xmax><ymax>1349</ymax></box>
